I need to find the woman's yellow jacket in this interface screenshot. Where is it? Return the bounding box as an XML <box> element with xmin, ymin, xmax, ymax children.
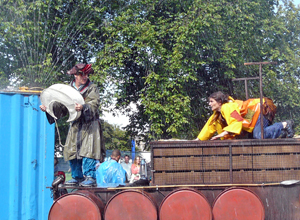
<box><xmin>197</xmin><ymin>97</ymin><xmax>263</xmax><ymax>140</ymax></box>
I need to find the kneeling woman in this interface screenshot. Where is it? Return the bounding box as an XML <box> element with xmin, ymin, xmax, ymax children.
<box><xmin>196</xmin><ymin>91</ymin><xmax>295</xmax><ymax>141</ymax></box>
<box><xmin>196</xmin><ymin>91</ymin><xmax>243</xmax><ymax>140</ymax></box>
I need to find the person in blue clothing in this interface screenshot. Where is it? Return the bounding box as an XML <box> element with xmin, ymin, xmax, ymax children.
<box><xmin>96</xmin><ymin>149</ymin><xmax>126</xmax><ymax>187</ymax></box>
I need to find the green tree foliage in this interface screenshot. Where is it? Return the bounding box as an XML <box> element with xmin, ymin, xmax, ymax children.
<box><xmin>102</xmin><ymin>121</ymin><xmax>132</xmax><ymax>151</ymax></box>
<box><xmin>265</xmin><ymin>0</ymin><xmax>300</xmax><ymax>133</ymax></box>
<box><xmin>96</xmin><ymin>0</ymin><xmax>297</xmax><ymax>143</ymax></box>
<box><xmin>2</xmin><ymin>0</ymin><xmax>300</xmax><ymax>145</ymax></box>
<box><xmin>0</xmin><ymin>0</ymin><xmax>113</xmax><ymax>88</ymax></box>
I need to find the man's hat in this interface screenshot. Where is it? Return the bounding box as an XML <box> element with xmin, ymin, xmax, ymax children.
<box><xmin>67</xmin><ymin>63</ymin><xmax>94</xmax><ymax>75</ymax></box>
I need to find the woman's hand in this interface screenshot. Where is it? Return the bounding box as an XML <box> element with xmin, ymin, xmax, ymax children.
<box><xmin>211</xmin><ymin>131</ymin><xmax>229</xmax><ymax>140</ymax></box>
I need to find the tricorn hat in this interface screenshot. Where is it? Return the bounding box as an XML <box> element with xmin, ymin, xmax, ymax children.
<box><xmin>67</xmin><ymin>63</ymin><xmax>94</xmax><ymax>75</ymax></box>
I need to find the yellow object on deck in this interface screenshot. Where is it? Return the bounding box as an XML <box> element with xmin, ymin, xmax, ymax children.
<box><xmin>18</xmin><ymin>86</ymin><xmax>44</xmax><ymax>94</ymax></box>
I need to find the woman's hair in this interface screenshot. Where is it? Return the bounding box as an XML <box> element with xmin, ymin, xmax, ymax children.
<box><xmin>209</xmin><ymin>91</ymin><xmax>229</xmax><ymax>104</ymax></box>
<box><xmin>263</xmin><ymin>97</ymin><xmax>277</xmax><ymax>123</ymax></box>
<box><xmin>133</xmin><ymin>156</ymin><xmax>141</xmax><ymax>166</ymax></box>
<box><xmin>208</xmin><ymin>91</ymin><xmax>229</xmax><ymax>126</ymax></box>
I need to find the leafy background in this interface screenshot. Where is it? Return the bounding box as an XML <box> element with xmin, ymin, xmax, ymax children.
<box><xmin>1</xmin><ymin>0</ymin><xmax>300</xmax><ymax>150</ymax></box>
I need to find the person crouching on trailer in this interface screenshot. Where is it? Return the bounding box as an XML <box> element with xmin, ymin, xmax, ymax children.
<box><xmin>196</xmin><ymin>91</ymin><xmax>243</xmax><ymax>140</ymax></box>
<box><xmin>195</xmin><ymin>91</ymin><xmax>295</xmax><ymax>141</ymax></box>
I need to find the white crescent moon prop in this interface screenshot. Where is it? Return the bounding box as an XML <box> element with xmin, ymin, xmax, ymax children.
<box><xmin>40</xmin><ymin>84</ymin><xmax>85</xmax><ymax>122</ymax></box>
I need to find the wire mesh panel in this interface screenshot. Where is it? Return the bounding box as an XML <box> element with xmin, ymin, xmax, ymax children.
<box><xmin>151</xmin><ymin>139</ymin><xmax>300</xmax><ymax>185</ymax></box>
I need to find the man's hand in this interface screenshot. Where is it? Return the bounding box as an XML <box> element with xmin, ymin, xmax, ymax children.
<box><xmin>40</xmin><ymin>105</ymin><xmax>46</xmax><ymax>112</ymax></box>
<box><xmin>75</xmin><ymin>103</ymin><xmax>83</xmax><ymax>111</ymax></box>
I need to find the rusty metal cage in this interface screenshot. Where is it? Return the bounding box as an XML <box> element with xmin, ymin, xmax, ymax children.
<box><xmin>151</xmin><ymin>139</ymin><xmax>300</xmax><ymax>185</ymax></box>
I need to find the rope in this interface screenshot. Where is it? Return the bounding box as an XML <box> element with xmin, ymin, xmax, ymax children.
<box><xmin>55</xmin><ymin>119</ymin><xmax>65</xmax><ymax>148</ymax></box>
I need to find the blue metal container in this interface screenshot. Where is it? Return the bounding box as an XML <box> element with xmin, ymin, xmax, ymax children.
<box><xmin>0</xmin><ymin>90</ymin><xmax>55</xmax><ymax>220</ymax></box>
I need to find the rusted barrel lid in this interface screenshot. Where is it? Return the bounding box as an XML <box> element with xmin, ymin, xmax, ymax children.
<box><xmin>104</xmin><ymin>189</ymin><xmax>158</xmax><ymax>220</ymax></box>
<box><xmin>48</xmin><ymin>190</ymin><xmax>104</xmax><ymax>220</ymax></box>
<box><xmin>159</xmin><ymin>188</ymin><xmax>212</xmax><ymax>220</ymax></box>
<box><xmin>212</xmin><ymin>187</ymin><xmax>265</xmax><ymax>220</ymax></box>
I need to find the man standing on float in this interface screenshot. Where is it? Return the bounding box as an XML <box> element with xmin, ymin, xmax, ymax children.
<box><xmin>40</xmin><ymin>63</ymin><xmax>105</xmax><ymax>186</ymax></box>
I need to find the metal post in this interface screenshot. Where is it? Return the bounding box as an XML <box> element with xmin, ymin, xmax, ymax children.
<box><xmin>244</xmin><ymin>62</ymin><xmax>277</xmax><ymax>139</ymax></box>
<box><xmin>259</xmin><ymin>64</ymin><xmax>264</xmax><ymax>139</ymax></box>
<box><xmin>131</xmin><ymin>139</ymin><xmax>136</xmax><ymax>160</ymax></box>
<box><xmin>245</xmin><ymin>80</ymin><xmax>248</xmax><ymax>99</ymax></box>
<box><xmin>232</xmin><ymin>77</ymin><xmax>260</xmax><ymax>100</ymax></box>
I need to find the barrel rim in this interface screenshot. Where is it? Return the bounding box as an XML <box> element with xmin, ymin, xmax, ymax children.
<box><xmin>212</xmin><ymin>187</ymin><xmax>265</xmax><ymax>220</ymax></box>
<box><xmin>48</xmin><ymin>190</ymin><xmax>104</xmax><ymax>220</ymax></box>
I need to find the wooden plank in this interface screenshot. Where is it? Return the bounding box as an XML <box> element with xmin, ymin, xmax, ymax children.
<box><xmin>232</xmin><ymin>155</ymin><xmax>252</xmax><ymax>169</ymax></box>
<box><xmin>152</xmin><ymin>172</ymin><xmax>165</xmax><ymax>185</ymax></box>
<box><xmin>173</xmin><ymin>148</ymin><xmax>202</xmax><ymax>156</ymax></box>
<box><xmin>153</xmin><ymin>157</ymin><xmax>174</xmax><ymax>171</ymax></box>
<box><xmin>232</xmin><ymin>146</ymin><xmax>252</xmax><ymax>154</ymax></box>
<box><xmin>232</xmin><ymin>170</ymin><xmax>253</xmax><ymax>183</ymax></box>
<box><xmin>172</xmin><ymin>157</ymin><xmax>189</xmax><ymax>171</ymax></box>
<box><xmin>166</xmin><ymin>172</ymin><xmax>200</xmax><ymax>184</ymax></box>
<box><xmin>203</xmin><ymin>171</ymin><xmax>230</xmax><ymax>183</ymax></box>
<box><xmin>153</xmin><ymin>147</ymin><xmax>202</xmax><ymax>157</ymax></box>
<box><xmin>153</xmin><ymin>157</ymin><xmax>202</xmax><ymax>171</ymax></box>
<box><xmin>253</xmin><ymin>170</ymin><xmax>300</xmax><ymax>183</ymax></box>
<box><xmin>153</xmin><ymin>148</ymin><xmax>174</xmax><ymax>157</ymax></box>
<box><xmin>173</xmin><ymin>157</ymin><xmax>202</xmax><ymax>171</ymax></box>
<box><xmin>203</xmin><ymin>147</ymin><xmax>229</xmax><ymax>155</ymax></box>
<box><xmin>253</xmin><ymin>154</ymin><xmax>300</xmax><ymax>169</ymax></box>
<box><xmin>281</xmin><ymin>154</ymin><xmax>300</xmax><ymax>167</ymax></box>
<box><xmin>252</xmin><ymin>145</ymin><xmax>300</xmax><ymax>154</ymax></box>
<box><xmin>153</xmin><ymin>172</ymin><xmax>204</xmax><ymax>185</ymax></box>
<box><xmin>188</xmin><ymin>157</ymin><xmax>202</xmax><ymax>170</ymax></box>
<box><xmin>153</xmin><ymin>158</ymin><xmax>164</xmax><ymax>170</ymax></box>
<box><xmin>203</xmin><ymin>156</ymin><xmax>230</xmax><ymax>170</ymax></box>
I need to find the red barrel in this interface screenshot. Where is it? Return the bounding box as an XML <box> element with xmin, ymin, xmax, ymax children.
<box><xmin>159</xmin><ymin>188</ymin><xmax>212</xmax><ymax>220</ymax></box>
<box><xmin>212</xmin><ymin>187</ymin><xmax>265</xmax><ymax>220</ymax></box>
<box><xmin>48</xmin><ymin>190</ymin><xmax>104</xmax><ymax>220</ymax></box>
<box><xmin>104</xmin><ymin>189</ymin><xmax>157</xmax><ymax>220</ymax></box>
